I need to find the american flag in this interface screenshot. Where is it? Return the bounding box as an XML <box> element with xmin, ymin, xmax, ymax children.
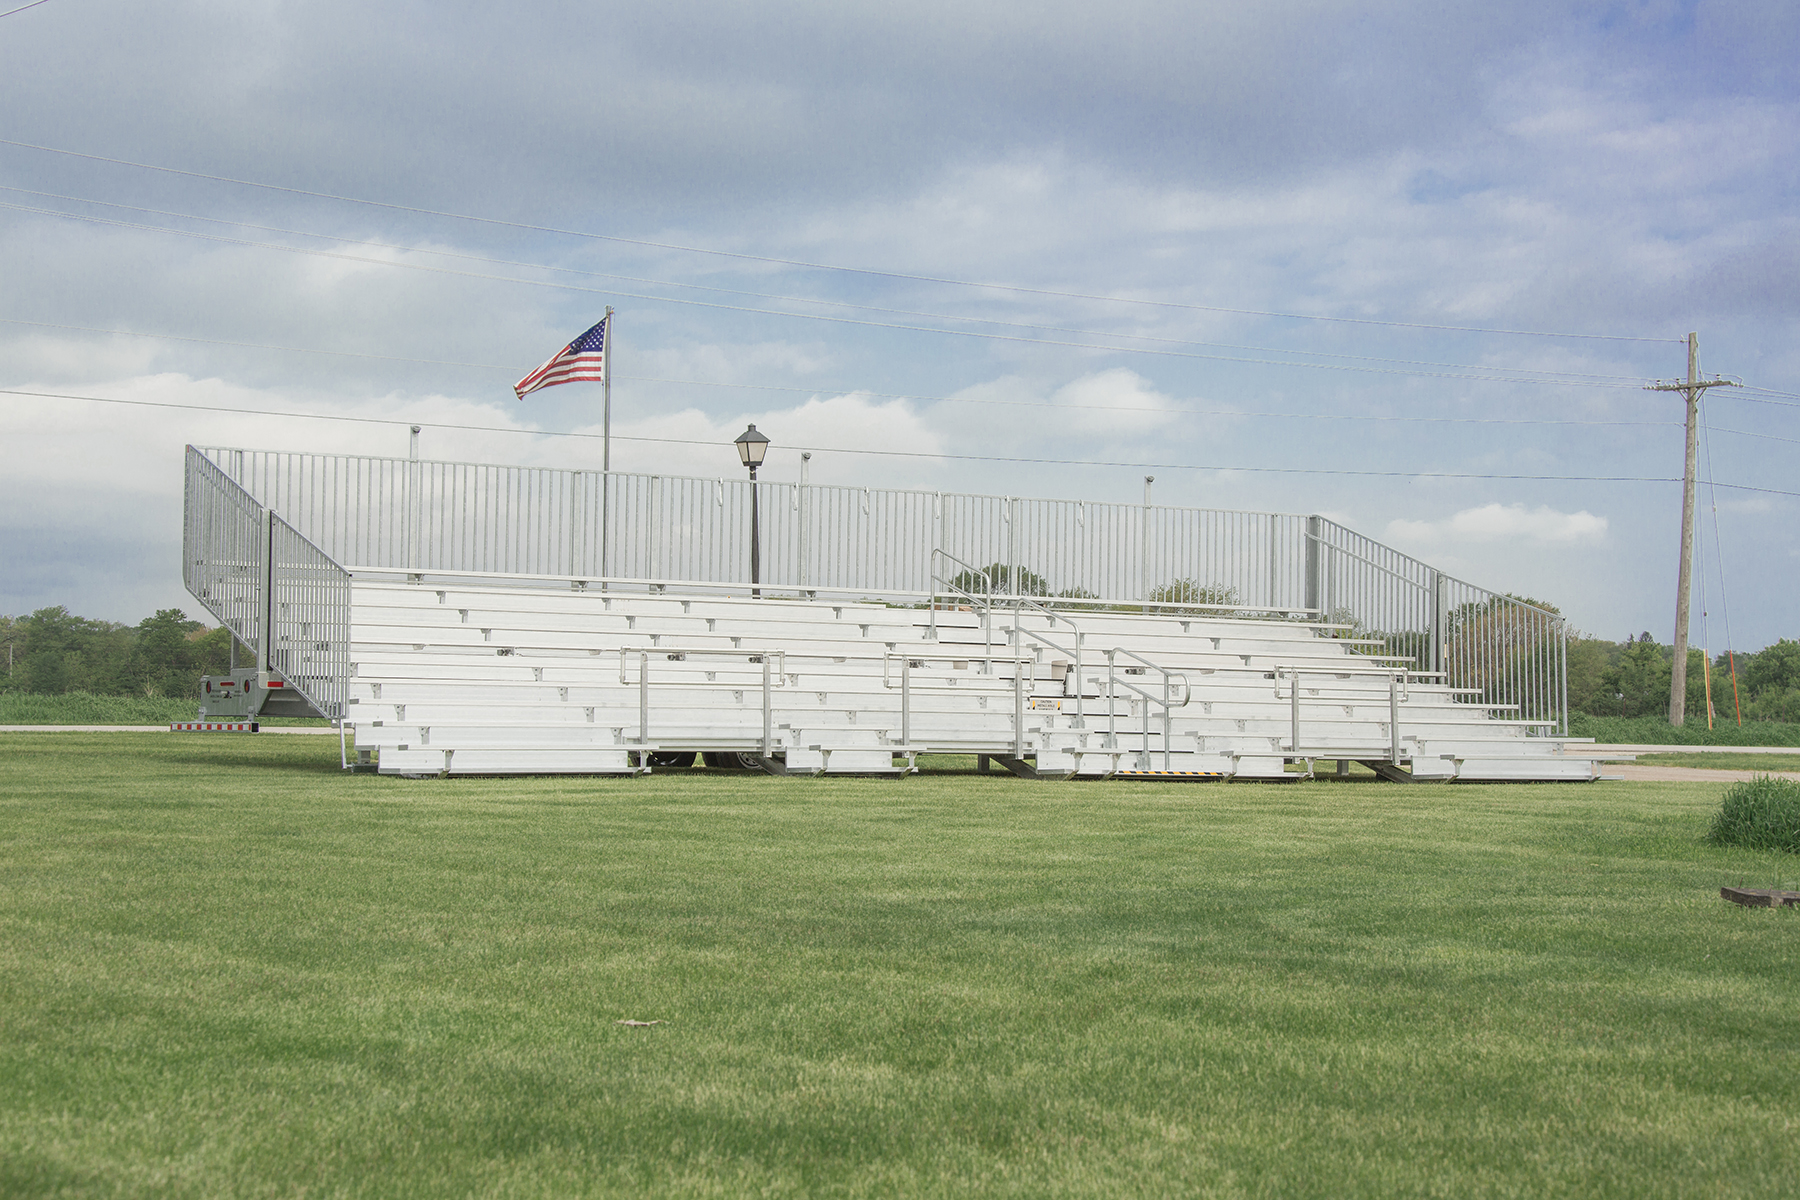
<box><xmin>514</xmin><ymin>315</ymin><xmax>608</xmax><ymax>399</ymax></box>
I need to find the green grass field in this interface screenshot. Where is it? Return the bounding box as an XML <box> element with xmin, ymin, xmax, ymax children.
<box><xmin>1568</xmin><ymin>713</ymin><xmax>1800</xmax><ymax>747</ymax></box>
<box><xmin>3</xmin><ymin>734</ymin><xmax>1798</xmax><ymax>1198</ymax></box>
<box><xmin>0</xmin><ymin>692</ymin><xmax>330</xmax><ymax>726</ymax></box>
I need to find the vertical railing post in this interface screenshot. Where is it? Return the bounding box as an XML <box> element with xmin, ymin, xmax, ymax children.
<box><xmin>1105</xmin><ymin>651</ymin><xmax>1118</xmax><ymax>749</ymax></box>
<box><xmin>1005</xmin><ymin>497</ymin><xmax>1016</xmax><ymax>597</ymax></box>
<box><xmin>1290</xmin><ymin>669</ymin><xmax>1301</xmax><ymax>754</ymax></box>
<box><xmin>260</xmin><ymin>507</ymin><xmax>276</xmax><ymax>684</ymax></box>
<box><xmin>568</xmin><ymin>470</ymin><xmax>582</xmax><ymax>580</ymax></box>
<box><xmin>901</xmin><ymin>654</ymin><xmax>911</xmax><ymax>748</ymax></box>
<box><xmin>931</xmin><ymin>491</ymin><xmax>943</xmax><ymax>608</ymax></box>
<box><xmin>638</xmin><ymin>651</ymin><xmax>649</xmax><ymax>745</ymax></box>
<box><xmin>1558</xmin><ymin>620</ymin><xmax>1570</xmax><ymax>736</ymax></box>
<box><xmin>1430</xmin><ymin>572</ymin><xmax>1446</xmax><ymax>676</ymax></box>
<box><xmin>1268</xmin><ymin>513</ymin><xmax>1279</xmax><ymax>610</ymax></box>
<box><xmin>797</xmin><ymin>451</ymin><xmax>811</xmax><ymax>594</ymax></box>
<box><xmin>762</xmin><ymin>655</ymin><xmax>773</xmax><ymax>756</ymax></box>
<box><xmin>404</xmin><ymin>425</ymin><xmax>421</xmax><ymax>577</ymax></box>
<box><xmin>1390</xmin><ymin>673</ymin><xmax>1401</xmax><ymax>764</ymax></box>
<box><xmin>1304</xmin><ymin>515</ymin><xmax>1322</xmax><ymax>616</ymax></box>
<box><xmin>1161</xmin><ymin>671</ymin><xmax>1171</xmax><ymax>771</ymax></box>
<box><xmin>1141</xmin><ymin>476</ymin><xmax>1154</xmax><ymax>610</ymax></box>
<box><xmin>1013</xmin><ymin>654</ymin><xmax>1025</xmax><ymax>759</ymax></box>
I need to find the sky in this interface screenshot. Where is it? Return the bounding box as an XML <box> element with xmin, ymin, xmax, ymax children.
<box><xmin>2</xmin><ymin>0</ymin><xmax>1796</xmax><ymax>648</ymax></box>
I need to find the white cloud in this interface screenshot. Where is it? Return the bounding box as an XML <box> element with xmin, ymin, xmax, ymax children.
<box><xmin>1385</xmin><ymin>503</ymin><xmax>1608</xmax><ymax>546</ymax></box>
<box><xmin>594</xmin><ymin>389</ymin><xmax>946</xmax><ymax>490</ymax></box>
<box><xmin>935</xmin><ymin>368</ymin><xmax>1182</xmax><ymax>442</ymax></box>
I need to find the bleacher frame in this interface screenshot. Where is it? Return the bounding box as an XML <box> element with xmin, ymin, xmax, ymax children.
<box><xmin>181</xmin><ymin>445</ymin><xmax>1607</xmax><ymax>781</ymax></box>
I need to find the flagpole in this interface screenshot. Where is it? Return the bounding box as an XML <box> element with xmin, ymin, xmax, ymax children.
<box><xmin>601</xmin><ymin>306</ymin><xmax>614</xmax><ymax>588</ymax></box>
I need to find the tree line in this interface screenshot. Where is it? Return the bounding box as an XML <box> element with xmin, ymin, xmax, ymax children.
<box><xmin>1567</xmin><ymin>633</ymin><xmax>1800</xmax><ymax>725</ymax></box>
<box><xmin>0</xmin><ymin>607</ymin><xmax>234</xmax><ymax>700</ymax></box>
<box><xmin>4</xmin><ymin>600</ymin><xmax>1797</xmax><ymax>724</ymax></box>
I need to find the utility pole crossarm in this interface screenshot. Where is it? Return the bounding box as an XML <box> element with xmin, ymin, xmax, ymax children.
<box><xmin>1643</xmin><ymin>378</ymin><xmax>1740</xmax><ymax>393</ymax></box>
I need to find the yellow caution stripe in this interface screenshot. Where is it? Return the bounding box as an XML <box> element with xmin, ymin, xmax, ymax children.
<box><xmin>1113</xmin><ymin>769</ymin><xmax>1228</xmax><ymax>778</ymax></box>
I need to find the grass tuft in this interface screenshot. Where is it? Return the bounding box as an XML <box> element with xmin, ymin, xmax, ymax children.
<box><xmin>1706</xmin><ymin>775</ymin><xmax>1800</xmax><ymax>853</ymax></box>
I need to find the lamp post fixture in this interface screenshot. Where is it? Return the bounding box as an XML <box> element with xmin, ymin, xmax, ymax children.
<box><xmin>734</xmin><ymin>424</ymin><xmax>770</xmax><ymax>598</ymax></box>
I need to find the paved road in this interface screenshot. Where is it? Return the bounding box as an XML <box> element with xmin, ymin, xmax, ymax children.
<box><xmin>1589</xmin><ymin>744</ymin><xmax>1800</xmax><ymax>783</ymax></box>
<box><xmin>1609</xmin><ymin>764</ymin><xmax>1800</xmax><ymax>783</ymax></box>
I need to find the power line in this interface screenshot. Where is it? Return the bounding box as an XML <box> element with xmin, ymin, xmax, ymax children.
<box><xmin>0</xmin><ymin>0</ymin><xmax>54</xmax><ymax>17</ymax></box>
<box><xmin>0</xmin><ymin>200</ymin><xmax>1669</xmax><ymax>389</ymax></box>
<box><xmin>0</xmin><ymin>185</ymin><xmax>1663</xmax><ymax>383</ymax></box>
<box><xmin>1737</xmin><ymin>386</ymin><xmax>1800</xmax><ymax>406</ymax></box>
<box><xmin>13</xmin><ymin>318</ymin><xmax>1800</xmax><ymax>447</ymax></box>
<box><xmin>0</xmin><ymin>137</ymin><xmax>1683</xmax><ymax>345</ymax></box>
<box><xmin>1707</xmin><ymin>424</ymin><xmax>1800</xmax><ymax>447</ymax></box>
<box><xmin>8</xmin><ymin>385</ymin><xmax>1796</xmax><ymax>495</ymax></box>
<box><xmin>0</xmin><ymin>317</ymin><xmax>1688</xmax><ymax>430</ymax></box>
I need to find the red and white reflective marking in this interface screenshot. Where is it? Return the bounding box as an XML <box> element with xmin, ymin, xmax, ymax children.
<box><xmin>169</xmin><ymin>722</ymin><xmax>260</xmax><ymax>732</ymax></box>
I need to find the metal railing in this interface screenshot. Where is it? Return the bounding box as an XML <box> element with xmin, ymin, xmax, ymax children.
<box><xmin>267</xmin><ymin>512</ymin><xmax>352</xmax><ymax>719</ymax></box>
<box><xmin>183</xmin><ymin>447</ymin><xmax>351</xmax><ymax>719</ymax></box>
<box><xmin>1277</xmin><ymin>666</ymin><xmax>1411</xmax><ymax>764</ymax></box>
<box><xmin>205</xmin><ymin>446</ymin><xmax>1316</xmax><ymax>606</ymax></box>
<box><xmin>193</xmin><ymin>446</ymin><xmax>1569</xmax><ymax>733</ymax></box>
<box><xmin>184</xmin><ymin>448</ymin><xmax>266</xmax><ymax>656</ymax></box>
<box><xmin>1306</xmin><ymin>517</ymin><xmax>1567</xmax><ymax>732</ymax></box>
<box><xmin>1106</xmin><ymin>647</ymin><xmax>1190</xmax><ymax>771</ymax></box>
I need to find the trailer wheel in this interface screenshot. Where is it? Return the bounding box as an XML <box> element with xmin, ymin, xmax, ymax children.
<box><xmin>648</xmin><ymin>751</ymin><xmax>697</xmax><ymax>769</ymax></box>
<box><xmin>703</xmin><ymin>751</ymin><xmax>765</xmax><ymax>770</ymax></box>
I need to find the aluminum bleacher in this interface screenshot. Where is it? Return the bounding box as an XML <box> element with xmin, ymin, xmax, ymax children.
<box><xmin>181</xmin><ymin>445</ymin><xmax>1621</xmax><ymax>782</ymax></box>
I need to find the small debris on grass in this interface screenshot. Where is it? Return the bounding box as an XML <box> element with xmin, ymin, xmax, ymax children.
<box><xmin>1720</xmin><ymin>887</ymin><xmax>1800</xmax><ymax>908</ymax></box>
<box><xmin>616</xmin><ymin>1019</ymin><xmax>665</xmax><ymax>1027</ymax></box>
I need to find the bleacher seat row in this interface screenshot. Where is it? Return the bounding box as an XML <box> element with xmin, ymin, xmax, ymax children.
<box><xmin>343</xmin><ymin>580</ymin><xmax>1613</xmax><ymax>781</ymax></box>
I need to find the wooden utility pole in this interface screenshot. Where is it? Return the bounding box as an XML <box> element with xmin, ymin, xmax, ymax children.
<box><xmin>1644</xmin><ymin>334</ymin><xmax>1738</xmax><ymax>726</ymax></box>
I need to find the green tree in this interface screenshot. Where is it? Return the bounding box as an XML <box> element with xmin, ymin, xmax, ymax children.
<box><xmin>191</xmin><ymin>625</ymin><xmax>237</xmax><ymax>677</ymax></box>
<box><xmin>122</xmin><ymin>609</ymin><xmax>208</xmax><ymax>698</ymax></box>
<box><xmin>1744</xmin><ymin>639</ymin><xmax>1800</xmax><ymax>698</ymax></box>
<box><xmin>1147</xmin><ymin>579</ymin><xmax>1238</xmax><ymax>614</ymax></box>
<box><xmin>1565</xmin><ymin>637</ymin><xmax>1619</xmax><ymax>714</ymax></box>
<box><xmin>1732</xmin><ymin>639</ymin><xmax>1800</xmax><ymax>723</ymax></box>
<box><xmin>1598</xmin><ymin>634</ymin><xmax>1671</xmax><ymax>718</ymax></box>
<box><xmin>948</xmin><ymin>563</ymin><xmax>1051</xmax><ymax>598</ymax></box>
<box><xmin>0</xmin><ymin>614</ymin><xmax>22</xmax><ymax>691</ymax></box>
<box><xmin>16</xmin><ymin>607</ymin><xmax>135</xmax><ymax>694</ymax></box>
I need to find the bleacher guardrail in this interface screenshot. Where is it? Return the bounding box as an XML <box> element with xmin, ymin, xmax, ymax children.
<box><xmin>195</xmin><ymin>446</ymin><xmax>1567</xmax><ymax>734</ymax></box>
<box><xmin>184</xmin><ymin>447</ymin><xmax>351</xmax><ymax>720</ymax></box>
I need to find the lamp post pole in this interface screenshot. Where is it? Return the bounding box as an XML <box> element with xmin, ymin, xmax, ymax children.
<box><xmin>749</xmin><ymin>462</ymin><xmax>761</xmax><ymax>599</ymax></box>
<box><xmin>734</xmin><ymin>425</ymin><xmax>771</xmax><ymax>599</ymax></box>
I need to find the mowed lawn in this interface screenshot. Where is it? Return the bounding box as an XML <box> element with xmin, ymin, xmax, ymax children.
<box><xmin>2</xmin><ymin>736</ymin><xmax>1797</xmax><ymax>1198</ymax></box>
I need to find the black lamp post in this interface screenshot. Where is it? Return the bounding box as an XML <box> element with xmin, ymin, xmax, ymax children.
<box><xmin>734</xmin><ymin>424</ymin><xmax>770</xmax><ymax>598</ymax></box>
